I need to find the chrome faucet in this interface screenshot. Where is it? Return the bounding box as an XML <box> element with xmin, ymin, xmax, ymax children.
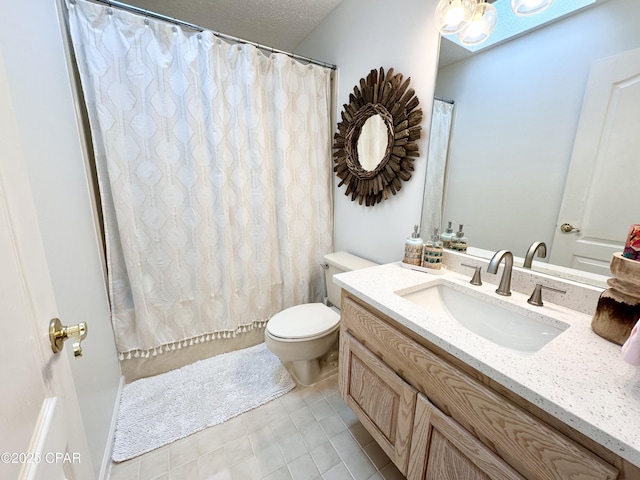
<box><xmin>487</xmin><ymin>250</ymin><xmax>513</xmax><ymax>296</ymax></box>
<box><xmin>523</xmin><ymin>241</ymin><xmax>547</xmax><ymax>269</ymax></box>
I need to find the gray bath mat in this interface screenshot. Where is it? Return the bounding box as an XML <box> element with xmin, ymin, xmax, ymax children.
<box><xmin>112</xmin><ymin>342</ymin><xmax>294</xmax><ymax>462</ymax></box>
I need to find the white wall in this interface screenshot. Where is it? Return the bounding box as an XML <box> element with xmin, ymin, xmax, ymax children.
<box><xmin>0</xmin><ymin>2</ymin><xmax>122</xmax><ymax>478</ymax></box>
<box><xmin>296</xmin><ymin>0</ymin><xmax>441</xmax><ymax>265</ymax></box>
<box><xmin>436</xmin><ymin>0</ymin><xmax>640</xmax><ymax>258</ymax></box>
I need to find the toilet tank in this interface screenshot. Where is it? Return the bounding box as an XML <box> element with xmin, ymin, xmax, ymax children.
<box><xmin>323</xmin><ymin>252</ymin><xmax>377</xmax><ymax>308</ymax></box>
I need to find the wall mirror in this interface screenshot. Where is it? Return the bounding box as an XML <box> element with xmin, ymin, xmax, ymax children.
<box><xmin>423</xmin><ymin>0</ymin><xmax>640</xmax><ymax>286</ymax></box>
<box><xmin>333</xmin><ymin>67</ymin><xmax>423</xmax><ymax>206</ymax></box>
<box><xmin>357</xmin><ymin>114</ymin><xmax>388</xmax><ymax>171</ymax></box>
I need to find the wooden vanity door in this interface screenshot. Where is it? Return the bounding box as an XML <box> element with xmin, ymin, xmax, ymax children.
<box><xmin>339</xmin><ymin>330</ymin><xmax>417</xmax><ymax>476</ymax></box>
<box><xmin>408</xmin><ymin>394</ymin><xmax>525</xmax><ymax>480</ymax></box>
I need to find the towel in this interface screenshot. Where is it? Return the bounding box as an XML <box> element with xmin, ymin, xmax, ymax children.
<box><xmin>622</xmin><ymin>319</ymin><xmax>640</xmax><ymax>365</ymax></box>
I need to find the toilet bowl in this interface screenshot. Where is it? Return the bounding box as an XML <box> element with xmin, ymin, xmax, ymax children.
<box><xmin>264</xmin><ymin>252</ymin><xmax>377</xmax><ymax>385</ymax></box>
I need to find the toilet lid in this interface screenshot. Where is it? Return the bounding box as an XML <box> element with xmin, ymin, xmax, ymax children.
<box><xmin>267</xmin><ymin>303</ymin><xmax>339</xmax><ymax>339</ymax></box>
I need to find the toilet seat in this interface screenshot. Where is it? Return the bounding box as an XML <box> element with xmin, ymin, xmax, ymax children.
<box><xmin>266</xmin><ymin>303</ymin><xmax>339</xmax><ymax>340</ymax></box>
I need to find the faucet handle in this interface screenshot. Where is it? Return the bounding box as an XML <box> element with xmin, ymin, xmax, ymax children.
<box><xmin>527</xmin><ymin>283</ymin><xmax>566</xmax><ymax>307</ymax></box>
<box><xmin>461</xmin><ymin>263</ymin><xmax>482</xmax><ymax>286</ymax></box>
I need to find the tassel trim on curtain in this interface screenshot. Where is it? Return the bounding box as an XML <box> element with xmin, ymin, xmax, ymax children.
<box><xmin>117</xmin><ymin>319</ymin><xmax>269</xmax><ymax>361</ymax></box>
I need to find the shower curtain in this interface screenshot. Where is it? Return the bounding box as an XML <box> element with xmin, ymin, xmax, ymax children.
<box><xmin>66</xmin><ymin>0</ymin><xmax>333</xmax><ymax>359</ymax></box>
<box><xmin>421</xmin><ymin>98</ymin><xmax>455</xmax><ymax>237</ymax></box>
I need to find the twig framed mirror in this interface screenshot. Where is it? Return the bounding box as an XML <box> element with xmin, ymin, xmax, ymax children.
<box><xmin>333</xmin><ymin>67</ymin><xmax>423</xmax><ymax>206</ymax></box>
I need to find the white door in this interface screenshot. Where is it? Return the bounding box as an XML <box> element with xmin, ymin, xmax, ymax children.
<box><xmin>0</xmin><ymin>50</ymin><xmax>93</xmax><ymax>480</ymax></box>
<box><xmin>550</xmin><ymin>47</ymin><xmax>640</xmax><ymax>275</ymax></box>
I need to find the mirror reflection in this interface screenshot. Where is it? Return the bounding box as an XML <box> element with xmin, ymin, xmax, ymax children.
<box><xmin>424</xmin><ymin>0</ymin><xmax>640</xmax><ymax>283</ymax></box>
<box><xmin>357</xmin><ymin>114</ymin><xmax>388</xmax><ymax>171</ymax></box>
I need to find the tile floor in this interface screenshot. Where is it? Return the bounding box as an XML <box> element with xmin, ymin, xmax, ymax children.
<box><xmin>107</xmin><ymin>374</ymin><xmax>406</xmax><ymax>480</ymax></box>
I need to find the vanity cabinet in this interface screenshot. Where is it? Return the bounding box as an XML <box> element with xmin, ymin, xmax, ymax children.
<box><xmin>409</xmin><ymin>394</ymin><xmax>524</xmax><ymax>480</ymax></box>
<box><xmin>338</xmin><ymin>292</ymin><xmax>625</xmax><ymax>480</ymax></box>
<box><xmin>339</xmin><ymin>331</ymin><xmax>416</xmax><ymax>475</ymax></box>
<box><xmin>340</xmin><ymin>328</ymin><xmax>523</xmax><ymax>479</ymax></box>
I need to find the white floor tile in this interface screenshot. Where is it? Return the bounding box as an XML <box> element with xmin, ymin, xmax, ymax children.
<box><xmin>109</xmin><ymin>460</ymin><xmax>140</xmax><ymax>480</ymax></box>
<box><xmin>323</xmin><ymin>463</ymin><xmax>355</xmax><ymax>480</ymax></box>
<box><xmin>138</xmin><ymin>449</ymin><xmax>169</xmax><ymax>480</ymax></box>
<box><xmin>271</xmin><ymin>416</ymin><xmax>299</xmax><ymax>442</ymax></box>
<box><xmin>279</xmin><ymin>432</ymin><xmax>308</xmax><ymax>463</ymax></box>
<box><xmin>309</xmin><ymin>398</ymin><xmax>335</xmax><ymax>422</ymax></box>
<box><xmin>249</xmin><ymin>425</ymin><xmax>277</xmax><ymax>453</ymax></box>
<box><xmin>224</xmin><ymin>435</ymin><xmax>253</xmax><ymax>466</ymax></box>
<box><xmin>170</xmin><ymin>458</ymin><xmax>199</xmax><ymax>479</ymax></box>
<box><xmin>310</xmin><ymin>441</ymin><xmax>341</xmax><ymax>474</ymax></box>
<box><xmin>255</xmin><ymin>444</ymin><xmax>287</xmax><ymax>477</ymax></box>
<box><xmin>300</xmin><ymin>421</ymin><xmax>329</xmax><ymax>450</ymax></box>
<box><xmin>229</xmin><ymin>455</ymin><xmax>261</xmax><ymax>480</ymax></box>
<box><xmin>330</xmin><ymin>430</ymin><xmax>362</xmax><ymax>461</ymax></box>
<box><xmin>108</xmin><ymin>373</ymin><xmax>405</xmax><ymax>480</ymax></box>
<box><xmin>169</xmin><ymin>434</ymin><xmax>200</xmax><ymax>468</ymax></box>
<box><xmin>320</xmin><ymin>413</ymin><xmax>348</xmax><ymax>438</ymax></box>
<box><xmin>290</xmin><ymin>406</ymin><xmax>318</xmax><ymax>431</ymax></box>
<box><xmin>197</xmin><ymin>447</ymin><xmax>228</xmax><ymax>478</ymax></box>
<box><xmin>342</xmin><ymin>451</ymin><xmax>376</xmax><ymax>480</ymax></box>
<box><xmin>288</xmin><ymin>453</ymin><xmax>321</xmax><ymax>480</ymax></box>
<box><xmin>263</xmin><ymin>465</ymin><xmax>293</xmax><ymax>480</ymax></box>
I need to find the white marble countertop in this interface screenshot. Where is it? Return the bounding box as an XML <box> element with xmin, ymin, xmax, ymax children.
<box><xmin>334</xmin><ymin>261</ymin><xmax>640</xmax><ymax>467</ymax></box>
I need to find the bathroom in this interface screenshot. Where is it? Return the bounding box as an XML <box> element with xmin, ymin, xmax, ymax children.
<box><xmin>1</xmin><ymin>0</ymin><xmax>639</xmax><ymax>479</ymax></box>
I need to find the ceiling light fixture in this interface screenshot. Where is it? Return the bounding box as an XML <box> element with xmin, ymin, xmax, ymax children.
<box><xmin>435</xmin><ymin>0</ymin><xmax>479</xmax><ymax>34</ymax></box>
<box><xmin>511</xmin><ymin>0</ymin><xmax>554</xmax><ymax>16</ymax></box>
<box><xmin>435</xmin><ymin>0</ymin><xmax>554</xmax><ymax>45</ymax></box>
<box><xmin>458</xmin><ymin>2</ymin><xmax>498</xmax><ymax>46</ymax></box>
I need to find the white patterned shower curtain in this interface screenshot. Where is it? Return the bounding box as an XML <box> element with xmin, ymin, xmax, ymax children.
<box><xmin>66</xmin><ymin>0</ymin><xmax>333</xmax><ymax>360</ymax></box>
<box><xmin>421</xmin><ymin>98</ymin><xmax>455</xmax><ymax>237</ymax></box>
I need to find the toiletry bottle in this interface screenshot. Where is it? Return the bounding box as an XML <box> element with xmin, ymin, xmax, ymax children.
<box><xmin>451</xmin><ymin>224</ymin><xmax>468</xmax><ymax>253</ymax></box>
<box><xmin>403</xmin><ymin>225</ymin><xmax>423</xmax><ymax>266</ymax></box>
<box><xmin>423</xmin><ymin>227</ymin><xmax>443</xmax><ymax>269</ymax></box>
<box><xmin>441</xmin><ymin>221</ymin><xmax>454</xmax><ymax>249</ymax></box>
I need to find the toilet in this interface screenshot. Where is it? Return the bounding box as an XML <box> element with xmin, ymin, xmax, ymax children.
<box><xmin>264</xmin><ymin>251</ymin><xmax>377</xmax><ymax>385</ymax></box>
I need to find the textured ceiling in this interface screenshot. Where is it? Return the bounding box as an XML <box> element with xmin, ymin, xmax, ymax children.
<box><xmin>122</xmin><ymin>0</ymin><xmax>344</xmax><ymax>52</ymax></box>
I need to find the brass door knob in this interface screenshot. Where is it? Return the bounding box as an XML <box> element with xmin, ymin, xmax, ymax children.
<box><xmin>560</xmin><ymin>223</ymin><xmax>581</xmax><ymax>233</ymax></box>
<box><xmin>49</xmin><ymin>318</ymin><xmax>88</xmax><ymax>357</ymax></box>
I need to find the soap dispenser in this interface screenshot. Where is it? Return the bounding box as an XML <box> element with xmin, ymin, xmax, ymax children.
<box><xmin>403</xmin><ymin>225</ymin><xmax>423</xmax><ymax>266</ymax></box>
<box><xmin>451</xmin><ymin>224</ymin><xmax>468</xmax><ymax>253</ymax></box>
<box><xmin>440</xmin><ymin>221</ymin><xmax>454</xmax><ymax>249</ymax></box>
<box><xmin>423</xmin><ymin>227</ymin><xmax>444</xmax><ymax>269</ymax></box>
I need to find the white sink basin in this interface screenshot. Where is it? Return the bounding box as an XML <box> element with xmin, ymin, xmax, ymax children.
<box><xmin>398</xmin><ymin>283</ymin><xmax>568</xmax><ymax>354</ymax></box>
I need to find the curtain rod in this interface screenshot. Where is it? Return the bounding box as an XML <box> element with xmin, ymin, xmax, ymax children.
<box><xmin>435</xmin><ymin>96</ymin><xmax>455</xmax><ymax>105</ymax></box>
<box><xmin>87</xmin><ymin>0</ymin><xmax>337</xmax><ymax>70</ymax></box>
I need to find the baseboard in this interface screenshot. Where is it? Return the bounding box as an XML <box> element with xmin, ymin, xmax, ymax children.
<box><xmin>99</xmin><ymin>375</ymin><xmax>125</xmax><ymax>480</ymax></box>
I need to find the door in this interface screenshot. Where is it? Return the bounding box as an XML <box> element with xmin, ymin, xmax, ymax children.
<box><xmin>550</xmin><ymin>47</ymin><xmax>640</xmax><ymax>275</ymax></box>
<box><xmin>0</xmin><ymin>50</ymin><xmax>93</xmax><ymax>479</ymax></box>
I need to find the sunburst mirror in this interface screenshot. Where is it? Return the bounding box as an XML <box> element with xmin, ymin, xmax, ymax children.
<box><xmin>332</xmin><ymin>67</ymin><xmax>423</xmax><ymax>206</ymax></box>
